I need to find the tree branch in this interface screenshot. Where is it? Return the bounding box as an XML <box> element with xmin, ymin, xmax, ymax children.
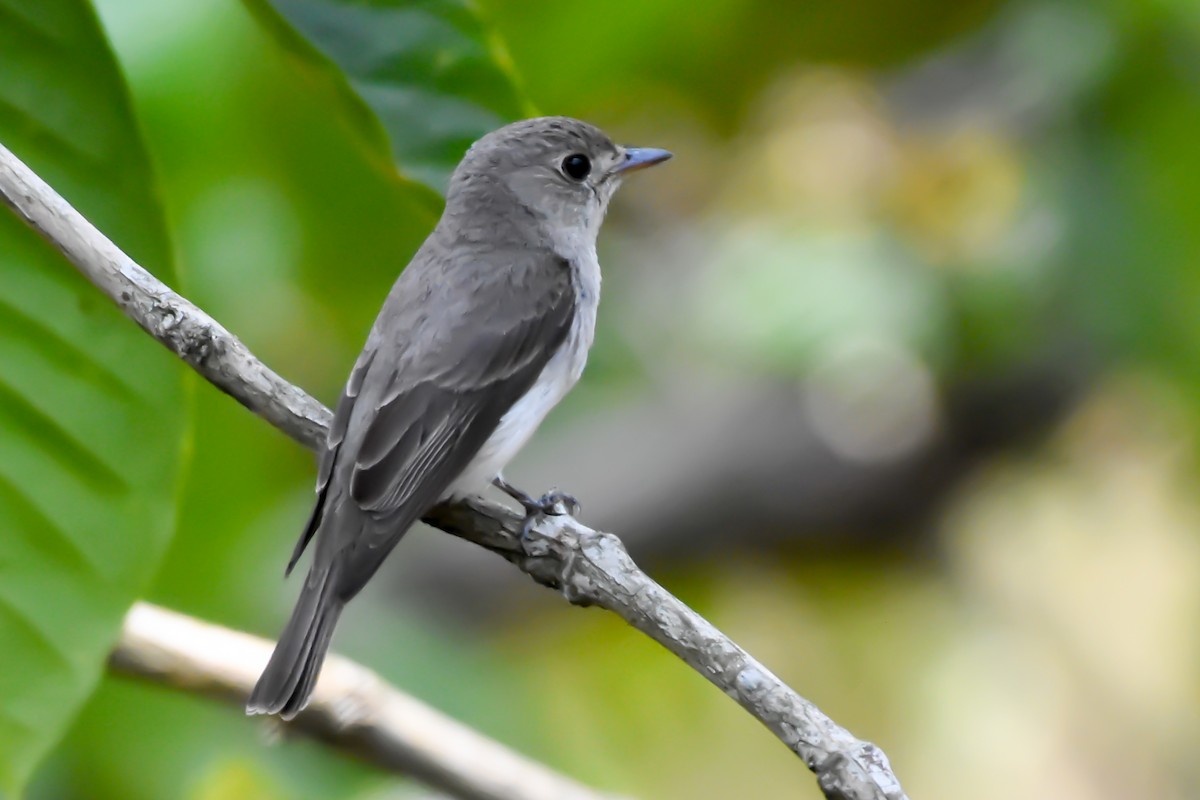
<box><xmin>423</xmin><ymin>500</ymin><xmax>908</xmax><ymax>800</ymax></box>
<box><xmin>0</xmin><ymin>143</ymin><xmax>329</xmax><ymax>451</ymax></box>
<box><xmin>111</xmin><ymin>603</ymin><xmax>625</xmax><ymax>800</ymax></box>
<box><xmin>0</xmin><ymin>140</ymin><xmax>909</xmax><ymax>800</ymax></box>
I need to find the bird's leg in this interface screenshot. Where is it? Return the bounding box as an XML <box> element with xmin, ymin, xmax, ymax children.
<box><xmin>491</xmin><ymin>474</ymin><xmax>537</xmax><ymax>509</ymax></box>
<box><xmin>492</xmin><ymin>474</ymin><xmax>580</xmax><ymax>538</ymax></box>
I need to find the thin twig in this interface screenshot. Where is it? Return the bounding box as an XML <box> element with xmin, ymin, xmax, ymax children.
<box><xmin>112</xmin><ymin>603</ymin><xmax>625</xmax><ymax>800</ymax></box>
<box><xmin>0</xmin><ymin>139</ymin><xmax>909</xmax><ymax>800</ymax></box>
<box><xmin>0</xmin><ymin>143</ymin><xmax>329</xmax><ymax>450</ymax></box>
<box><xmin>424</xmin><ymin>500</ymin><xmax>908</xmax><ymax>800</ymax></box>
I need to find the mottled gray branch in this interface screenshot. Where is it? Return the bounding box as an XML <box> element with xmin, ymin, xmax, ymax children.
<box><xmin>0</xmin><ymin>142</ymin><xmax>330</xmax><ymax>450</ymax></box>
<box><xmin>424</xmin><ymin>501</ymin><xmax>907</xmax><ymax>800</ymax></box>
<box><xmin>112</xmin><ymin>603</ymin><xmax>623</xmax><ymax>800</ymax></box>
<box><xmin>0</xmin><ymin>139</ymin><xmax>909</xmax><ymax>800</ymax></box>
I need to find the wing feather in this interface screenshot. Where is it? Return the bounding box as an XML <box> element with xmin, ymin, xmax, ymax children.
<box><xmin>286</xmin><ymin>347</ymin><xmax>376</xmax><ymax>575</ymax></box>
<box><xmin>320</xmin><ymin>250</ymin><xmax>576</xmax><ymax>597</ymax></box>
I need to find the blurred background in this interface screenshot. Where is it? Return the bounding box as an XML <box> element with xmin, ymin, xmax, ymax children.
<box><xmin>28</xmin><ymin>0</ymin><xmax>1200</xmax><ymax>797</ymax></box>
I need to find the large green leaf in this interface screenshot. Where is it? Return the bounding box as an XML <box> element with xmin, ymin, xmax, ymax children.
<box><xmin>0</xmin><ymin>0</ymin><xmax>186</xmax><ymax>793</ymax></box>
<box><xmin>242</xmin><ymin>0</ymin><xmax>528</xmax><ymax>191</ymax></box>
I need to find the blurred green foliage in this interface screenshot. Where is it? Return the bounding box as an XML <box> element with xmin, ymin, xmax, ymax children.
<box><xmin>0</xmin><ymin>0</ymin><xmax>1197</xmax><ymax>798</ymax></box>
<box><xmin>484</xmin><ymin>0</ymin><xmax>1006</xmax><ymax>130</ymax></box>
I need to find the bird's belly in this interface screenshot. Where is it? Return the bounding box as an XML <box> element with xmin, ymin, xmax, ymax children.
<box><xmin>444</xmin><ymin>322</ymin><xmax>591</xmax><ymax>498</ymax></box>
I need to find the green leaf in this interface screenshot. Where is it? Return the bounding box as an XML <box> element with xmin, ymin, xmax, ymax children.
<box><xmin>0</xmin><ymin>0</ymin><xmax>187</xmax><ymax>793</ymax></box>
<box><xmin>241</xmin><ymin>0</ymin><xmax>528</xmax><ymax>191</ymax></box>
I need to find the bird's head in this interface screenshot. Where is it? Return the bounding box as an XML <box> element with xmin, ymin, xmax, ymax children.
<box><xmin>446</xmin><ymin>117</ymin><xmax>671</xmax><ymax>253</ymax></box>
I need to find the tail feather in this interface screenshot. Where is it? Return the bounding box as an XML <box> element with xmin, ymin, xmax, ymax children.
<box><xmin>247</xmin><ymin>566</ymin><xmax>343</xmax><ymax>719</ymax></box>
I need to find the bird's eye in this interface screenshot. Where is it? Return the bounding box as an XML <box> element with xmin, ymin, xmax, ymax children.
<box><xmin>561</xmin><ymin>153</ymin><xmax>591</xmax><ymax>181</ymax></box>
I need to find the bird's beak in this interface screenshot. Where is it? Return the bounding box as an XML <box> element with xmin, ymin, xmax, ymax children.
<box><xmin>614</xmin><ymin>147</ymin><xmax>673</xmax><ymax>174</ymax></box>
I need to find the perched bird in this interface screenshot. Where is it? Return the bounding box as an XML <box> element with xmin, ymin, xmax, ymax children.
<box><xmin>246</xmin><ymin>117</ymin><xmax>671</xmax><ymax>718</ymax></box>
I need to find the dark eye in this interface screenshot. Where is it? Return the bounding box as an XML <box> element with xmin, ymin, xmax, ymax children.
<box><xmin>561</xmin><ymin>153</ymin><xmax>591</xmax><ymax>181</ymax></box>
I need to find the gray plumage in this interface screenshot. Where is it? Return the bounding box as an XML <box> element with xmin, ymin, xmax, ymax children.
<box><xmin>247</xmin><ymin>117</ymin><xmax>670</xmax><ymax>718</ymax></box>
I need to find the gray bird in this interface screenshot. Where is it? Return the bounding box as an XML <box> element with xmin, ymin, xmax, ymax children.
<box><xmin>246</xmin><ymin>117</ymin><xmax>671</xmax><ymax>718</ymax></box>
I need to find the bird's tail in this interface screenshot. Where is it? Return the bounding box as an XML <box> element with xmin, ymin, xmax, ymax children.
<box><xmin>246</xmin><ymin>565</ymin><xmax>343</xmax><ymax>719</ymax></box>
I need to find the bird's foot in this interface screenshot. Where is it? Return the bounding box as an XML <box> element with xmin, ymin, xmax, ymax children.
<box><xmin>527</xmin><ymin>488</ymin><xmax>580</xmax><ymax>517</ymax></box>
<box><xmin>492</xmin><ymin>476</ymin><xmax>581</xmax><ymax>539</ymax></box>
<box><xmin>517</xmin><ymin>489</ymin><xmax>580</xmax><ymax>540</ymax></box>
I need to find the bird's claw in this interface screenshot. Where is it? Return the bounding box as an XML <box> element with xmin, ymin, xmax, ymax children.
<box><xmin>492</xmin><ymin>476</ymin><xmax>581</xmax><ymax>540</ymax></box>
<box><xmin>519</xmin><ymin>489</ymin><xmax>580</xmax><ymax>540</ymax></box>
<box><xmin>535</xmin><ymin>490</ymin><xmax>580</xmax><ymax>517</ymax></box>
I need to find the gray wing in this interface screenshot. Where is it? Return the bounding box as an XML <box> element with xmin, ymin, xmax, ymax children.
<box><xmin>288</xmin><ymin>251</ymin><xmax>576</xmax><ymax>599</ymax></box>
<box><xmin>285</xmin><ymin>347</ymin><xmax>374</xmax><ymax>576</ymax></box>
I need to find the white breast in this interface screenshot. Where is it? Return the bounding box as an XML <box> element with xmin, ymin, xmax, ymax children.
<box><xmin>445</xmin><ymin>250</ymin><xmax>600</xmax><ymax>498</ymax></box>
